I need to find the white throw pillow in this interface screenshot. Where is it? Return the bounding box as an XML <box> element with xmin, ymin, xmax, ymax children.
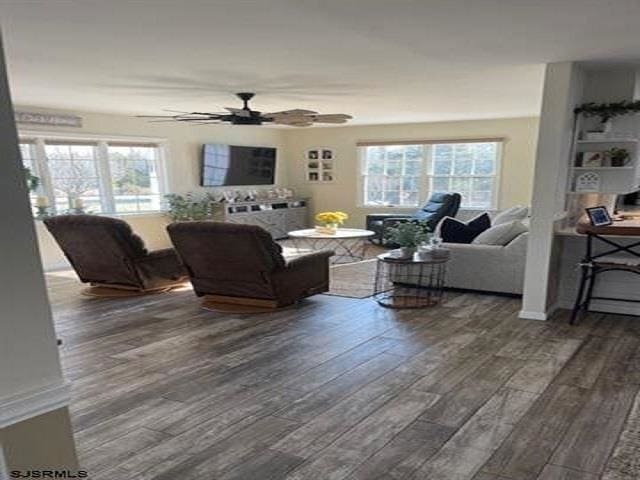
<box><xmin>493</xmin><ymin>206</ymin><xmax>528</xmax><ymax>226</ymax></box>
<box><xmin>472</xmin><ymin>220</ymin><xmax>528</xmax><ymax>246</ymax></box>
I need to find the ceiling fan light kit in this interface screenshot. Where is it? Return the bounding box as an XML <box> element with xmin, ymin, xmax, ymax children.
<box><xmin>138</xmin><ymin>92</ymin><xmax>352</xmax><ymax>127</ymax></box>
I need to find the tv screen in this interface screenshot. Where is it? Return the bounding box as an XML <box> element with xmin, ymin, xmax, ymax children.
<box><xmin>201</xmin><ymin>144</ymin><xmax>276</xmax><ymax>186</ymax></box>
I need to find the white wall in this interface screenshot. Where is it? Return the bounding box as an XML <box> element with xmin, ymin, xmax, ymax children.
<box><xmin>282</xmin><ymin>117</ymin><xmax>539</xmax><ymax>227</ymax></box>
<box><xmin>16</xmin><ymin>107</ymin><xmax>288</xmax><ymax>269</ymax></box>
<box><xmin>0</xmin><ymin>47</ymin><xmax>64</xmax><ymax>411</ymax></box>
<box><xmin>0</xmin><ymin>33</ymin><xmax>76</xmax><ymax>473</ymax></box>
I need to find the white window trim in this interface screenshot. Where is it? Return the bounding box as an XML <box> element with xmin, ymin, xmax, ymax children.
<box><xmin>357</xmin><ymin>140</ymin><xmax>503</xmax><ymax>210</ymax></box>
<box><xmin>19</xmin><ymin>130</ymin><xmax>169</xmax><ymax>216</ymax></box>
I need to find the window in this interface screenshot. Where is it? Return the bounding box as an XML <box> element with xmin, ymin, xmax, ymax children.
<box><xmin>109</xmin><ymin>145</ymin><xmax>162</xmax><ymax>213</ymax></box>
<box><xmin>19</xmin><ymin>141</ymin><xmax>38</xmax><ymax>213</ymax></box>
<box><xmin>360</xmin><ymin>141</ymin><xmax>501</xmax><ymax>210</ymax></box>
<box><xmin>46</xmin><ymin>143</ymin><xmax>103</xmax><ymax>213</ymax></box>
<box><xmin>18</xmin><ymin>136</ymin><xmax>165</xmax><ymax>216</ymax></box>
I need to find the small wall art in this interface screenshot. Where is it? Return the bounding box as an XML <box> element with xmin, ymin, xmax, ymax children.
<box><xmin>306</xmin><ymin>147</ymin><xmax>335</xmax><ymax>182</ymax></box>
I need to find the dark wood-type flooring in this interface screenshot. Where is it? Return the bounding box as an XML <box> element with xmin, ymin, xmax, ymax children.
<box><xmin>47</xmin><ymin>271</ymin><xmax>640</xmax><ymax>480</ymax></box>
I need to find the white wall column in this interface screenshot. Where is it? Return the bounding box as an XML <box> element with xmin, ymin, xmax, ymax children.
<box><xmin>520</xmin><ymin>62</ymin><xmax>585</xmax><ymax>320</ymax></box>
<box><xmin>0</xmin><ymin>30</ymin><xmax>77</xmax><ymax>470</ymax></box>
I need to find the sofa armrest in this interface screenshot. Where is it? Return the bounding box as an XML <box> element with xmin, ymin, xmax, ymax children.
<box><xmin>441</xmin><ymin>237</ymin><xmax>527</xmax><ymax>294</ymax></box>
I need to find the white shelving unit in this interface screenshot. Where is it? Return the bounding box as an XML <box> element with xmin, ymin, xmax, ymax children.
<box><xmin>568</xmin><ymin>114</ymin><xmax>640</xmax><ymax>193</ymax></box>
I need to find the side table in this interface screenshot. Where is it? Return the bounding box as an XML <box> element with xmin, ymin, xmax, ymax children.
<box><xmin>373</xmin><ymin>250</ymin><xmax>450</xmax><ymax>309</ymax></box>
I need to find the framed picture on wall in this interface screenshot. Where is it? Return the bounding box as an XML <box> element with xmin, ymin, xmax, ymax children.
<box><xmin>306</xmin><ymin>147</ymin><xmax>335</xmax><ymax>182</ymax></box>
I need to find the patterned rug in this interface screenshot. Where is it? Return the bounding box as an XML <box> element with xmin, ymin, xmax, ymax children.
<box><xmin>326</xmin><ymin>259</ymin><xmax>378</xmax><ymax>298</ymax></box>
<box><xmin>279</xmin><ymin>239</ymin><xmax>384</xmax><ymax>299</ymax></box>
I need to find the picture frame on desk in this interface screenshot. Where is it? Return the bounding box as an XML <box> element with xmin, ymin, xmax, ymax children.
<box><xmin>586</xmin><ymin>206</ymin><xmax>613</xmax><ymax>227</ymax></box>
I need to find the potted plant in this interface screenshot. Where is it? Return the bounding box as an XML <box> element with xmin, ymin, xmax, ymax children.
<box><xmin>165</xmin><ymin>193</ymin><xmax>220</xmax><ymax>222</ymax></box>
<box><xmin>607</xmin><ymin>147</ymin><xmax>630</xmax><ymax>167</ymax></box>
<box><xmin>385</xmin><ymin>221</ymin><xmax>430</xmax><ymax>257</ymax></box>
<box><xmin>315</xmin><ymin>211</ymin><xmax>348</xmax><ymax>234</ymax></box>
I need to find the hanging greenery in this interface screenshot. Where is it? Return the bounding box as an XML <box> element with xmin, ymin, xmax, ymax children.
<box><xmin>574</xmin><ymin>100</ymin><xmax>640</xmax><ymax>122</ymax></box>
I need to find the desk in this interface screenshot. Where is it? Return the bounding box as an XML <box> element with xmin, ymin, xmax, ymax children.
<box><xmin>570</xmin><ymin>220</ymin><xmax>640</xmax><ymax>324</ymax></box>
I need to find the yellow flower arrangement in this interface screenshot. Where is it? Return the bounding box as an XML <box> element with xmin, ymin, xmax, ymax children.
<box><xmin>315</xmin><ymin>211</ymin><xmax>349</xmax><ymax>226</ymax></box>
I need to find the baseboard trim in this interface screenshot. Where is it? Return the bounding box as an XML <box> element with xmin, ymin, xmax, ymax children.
<box><xmin>518</xmin><ymin>309</ymin><xmax>548</xmax><ymax>321</ymax></box>
<box><xmin>0</xmin><ymin>381</ymin><xmax>72</xmax><ymax>429</ymax></box>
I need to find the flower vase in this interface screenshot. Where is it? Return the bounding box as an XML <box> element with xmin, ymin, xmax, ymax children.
<box><xmin>315</xmin><ymin>223</ymin><xmax>338</xmax><ymax>235</ymax></box>
<box><xmin>399</xmin><ymin>246</ymin><xmax>416</xmax><ymax>258</ymax></box>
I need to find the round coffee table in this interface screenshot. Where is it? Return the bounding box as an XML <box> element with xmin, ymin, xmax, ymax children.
<box><xmin>374</xmin><ymin>250</ymin><xmax>450</xmax><ymax>309</ymax></box>
<box><xmin>288</xmin><ymin>228</ymin><xmax>375</xmax><ymax>264</ymax></box>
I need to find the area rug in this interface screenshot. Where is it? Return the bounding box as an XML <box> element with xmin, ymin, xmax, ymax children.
<box><xmin>278</xmin><ymin>239</ymin><xmax>383</xmax><ymax>299</ymax></box>
<box><xmin>325</xmin><ymin>259</ymin><xmax>378</xmax><ymax>299</ymax></box>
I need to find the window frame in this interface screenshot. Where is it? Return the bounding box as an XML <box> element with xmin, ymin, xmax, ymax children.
<box><xmin>358</xmin><ymin>140</ymin><xmax>503</xmax><ymax>211</ymax></box>
<box><xmin>19</xmin><ymin>131</ymin><xmax>168</xmax><ymax>217</ymax></box>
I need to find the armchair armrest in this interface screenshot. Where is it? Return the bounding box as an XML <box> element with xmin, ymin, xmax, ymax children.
<box><xmin>366</xmin><ymin>213</ymin><xmax>413</xmax><ymax>220</ymax></box>
<box><xmin>366</xmin><ymin>213</ymin><xmax>412</xmax><ymax>230</ymax></box>
<box><xmin>133</xmin><ymin>248</ymin><xmax>187</xmax><ymax>287</ymax></box>
<box><xmin>272</xmin><ymin>249</ymin><xmax>334</xmax><ymax>304</ymax></box>
<box><xmin>143</xmin><ymin>248</ymin><xmax>181</xmax><ymax>260</ymax></box>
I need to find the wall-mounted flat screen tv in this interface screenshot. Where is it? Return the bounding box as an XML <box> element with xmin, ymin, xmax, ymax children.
<box><xmin>201</xmin><ymin>144</ymin><xmax>276</xmax><ymax>186</ymax></box>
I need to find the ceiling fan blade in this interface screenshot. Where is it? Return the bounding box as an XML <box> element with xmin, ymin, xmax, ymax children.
<box><xmin>162</xmin><ymin>109</ymin><xmax>194</xmax><ymax>114</ymax></box>
<box><xmin>310</xmin><ymin>114</ymin><xmax>353</xmax><ymax>124</ymax></box>
<box><xmin>147</xmin><ymin>119</ymin><xmax>182</xmax><ymax>123</ymax></box>
<box><xmin>264</xmin><ymin>109</ymin><xmax>318</xmax><ymax>118</ymax></box>
<box><xmin>136</xmin><ymin>115</ymin><xmax>177</xmax><ymax>118</ymax></box>
<box><xmin>175</xmin><ymin>114</ymin><xmax>224</xmax><ymax>121</ymax></box>
<box><xmin>225</xmin><ymin>107</ymin><xmax>252</xmax><ymax>117</ymax></box>
<box><xmin>272</xmin><ymin>118</ymin><xmax>313</xmax><ymax>127</ymax></box>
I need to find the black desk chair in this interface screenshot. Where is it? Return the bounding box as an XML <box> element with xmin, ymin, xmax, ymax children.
<box><xmin>365</xmin><ymin>192</ymin><xmax>461</xmax><ymax>246</ymax></box>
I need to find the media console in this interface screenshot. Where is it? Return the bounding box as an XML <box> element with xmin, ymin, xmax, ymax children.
<box><xmin>222</xmin><ymin>198</ymin><xmax>309</xmax><ymax>239</ymax></box>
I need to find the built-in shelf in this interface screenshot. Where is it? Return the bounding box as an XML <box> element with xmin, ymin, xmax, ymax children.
<box><xmin>576</xmin><ymin>139</ymin><xmax>638</xmax><ymax>144</ymax></box>
<box><xmin>572</xmin><ymin>166</ymin><xmax>634</xmax><ymax>170</ymax></box>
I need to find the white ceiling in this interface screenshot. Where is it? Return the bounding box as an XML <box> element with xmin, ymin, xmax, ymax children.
<box><xmin>1</xmin><ymin>0</ymin><xmax>640</xmax><ymax>125</ymax></box>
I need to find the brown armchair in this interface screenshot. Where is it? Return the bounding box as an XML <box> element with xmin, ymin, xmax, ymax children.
<box><xmin>44</xmin><ymin>215</ymin><xmax>187</xmax><ymax>295</ymax></box>
<box><xmin>167</xmin><ymin>221</ymin><xmax>333</xmax><ymax>309</ymax></box>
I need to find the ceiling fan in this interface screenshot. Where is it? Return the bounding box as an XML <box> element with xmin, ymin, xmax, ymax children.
<box><xmin>137</xmin><ymin>92</ymin><xmax>353</xmax><ymax>127</ymax></box>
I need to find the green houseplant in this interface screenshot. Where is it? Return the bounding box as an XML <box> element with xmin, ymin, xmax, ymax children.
<box><xmin>165</xmin><ymin>193</ymin><xmax>220</xmax><ymax>222</ymax></box>
<box><xmin>607</xmin><ymin>147</ymin><xmax>630</xmax><ymax>167</ymax></box>
<box><xmin>385</xmin><ymin>221</ymin><xmax>430</xmax><ymax>256</ymax></box>
<box><xmin>24</xmin><ymin>167</ymin><xmax>40</xmax><ymax>193</ymax></box>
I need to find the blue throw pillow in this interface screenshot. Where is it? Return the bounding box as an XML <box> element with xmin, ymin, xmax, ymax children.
<box><xmin>440</xmin><ymin>213</ymin><xmax>491</xmax><ymax>244</ymax></box>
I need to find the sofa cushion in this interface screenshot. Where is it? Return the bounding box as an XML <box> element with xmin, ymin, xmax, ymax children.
<box><xmin>472</xmin><ymin>220</ymin><xmax>528</xmax><ymax>246</ymax></box>
<box><xmin>493</xmin><ymin>206</ymin><xmax>528</xmax><ymax>226</ymax></box>
<box><xmin>440</xmin><ymin>213</ymin><xmax>491</xmax><ymax>244</ymax></box>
